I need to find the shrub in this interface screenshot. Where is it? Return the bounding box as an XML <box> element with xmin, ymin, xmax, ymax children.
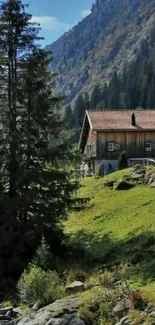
<box><xmin>78</xmin><ymin>307</ymin><xmax>94</xmax><ymax>325</ymax></box>
<box><xmin>17</xmin><ymin>266</ymin><xmax>65</xmax><ymax>306</ymax></box>
<box><xmin>99</xmin><ymin>270</ymin><xmax>115</xmax><ymax>288</ymax></box>
<box><xmin>117</xmin><ymin>151</ymin><xmax>128</xmax><ymax>170</ymax></box>
<box><xmin>30</xmin><ymin>237</ymin><xmax>54</xmax><ymax>271</ymax></box>
<box><xmin>96</xmin><ymin>162</ymin><xmax>104</xmax><ymax>177</ymax></box>
<box><xmin>66</xmin><ymin>269</ymin><xmax>87</xmax><ymax>284</ymax></box>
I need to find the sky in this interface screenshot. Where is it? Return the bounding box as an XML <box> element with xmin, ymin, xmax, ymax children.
<box><xmin>25</xmin><ymin>0</ymin><xmax>94</xmax><ymax>46</ymax></box>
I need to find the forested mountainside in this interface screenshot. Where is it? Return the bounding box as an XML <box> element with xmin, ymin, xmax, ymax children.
<box><xmin>47</xmin><ymin>0</ymin><xmax>155</xmax><ymax>107</ymax></box>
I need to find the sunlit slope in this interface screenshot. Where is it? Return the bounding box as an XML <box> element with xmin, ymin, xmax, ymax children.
<box><xmin>65</xmin><ymin>169</ymin><xmax>155</xmax><ymax>261</ymax></box>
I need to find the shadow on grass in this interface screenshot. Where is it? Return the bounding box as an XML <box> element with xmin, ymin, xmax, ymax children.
<box><xmin>65</xmin><ymin>229</ymin><xmax>155</xmax><ymax>283</ymax></box>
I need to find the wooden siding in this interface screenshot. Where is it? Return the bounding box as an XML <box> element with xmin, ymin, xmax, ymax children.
<box><xmin>84</xmin><ymin>130</ymin><xmax>97</xmax><ymax>157</ymax></box>
<box><xmin>97</xmin><ymin>131</ymin><xmax>155</xmax><ymax>160</ymax></box>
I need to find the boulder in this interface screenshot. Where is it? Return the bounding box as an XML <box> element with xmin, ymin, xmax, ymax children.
<box><xmin>148</xmin><ymin>173</ymin><xmax>155</xmax><ymax>185</ymax></box>
<box><xmin>9</xmin><ymin>297</ymin><xmax>83</xmax><ymax>325</ymax></box>
<box><xmin>113</xmin><ymin>299</ymin><xmax>132</xmax><ymax>317</ymax></box>
<box><xmin>149</xmin><ymin>311</ymin><xmax>155</xmax><ymax>317</ymax></box>
<box><xmin>130</xmin><ymin>172</ymin><xmax>144</xmax><ymax>180</ymax></box>
<box><xmin>0</xmin><ymin>314</ymin><xmax>12</xmax><ymax>320</ymax></box>
<box><xmin>70</xmin><ymin>317</ymin><xmax>85</xmax><ymax>325</ymax></box>
<box><xmin>133</xmin><ymin>164</ymin><xmax>145</xmax><ymax>174</ymax></box>
<box><xmin>145</xmin><ymin>170</ymin><xmax>152</xmax><ymax>183</ymax></box>
<box><xmin>66</xmin><ymin>281</ymin><xmax>84</xmax><ymax>294</ymax></box>
<box><xmin>0</xmin><ymin>306</ymin><xmax>13</xmax><ymax>315</ymax></box>
<box><xmin>150</xmin><ymin>182</ymin><xmax>155</xmax><ymax>188</ymax></box>
<box><xmin>119</xmin><ymin>316</ymin><xmax>132</xmax><ymax>325</ymax></box>
<box><xmin>13</xmin><ymin>307</ymin><xmax>26</xmax><ymax>316</ymax></box>
<box><xmin>115</xmin><ymin>181</ymin><xmax>135</xmax><ymax>191</ymax></box>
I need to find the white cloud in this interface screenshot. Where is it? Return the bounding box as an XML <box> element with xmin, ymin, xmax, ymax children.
<box><xmin>81</xmin><ymin>8</ymin><xmax>91</xmax><ymax>19</ymax></box>
<box><xmin>30</xmin><ymin>16</ymin><xmax>72</xmax><ymax>32</ymax></box>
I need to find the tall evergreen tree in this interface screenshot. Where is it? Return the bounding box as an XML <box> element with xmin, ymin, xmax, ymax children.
<box><xmin>0</xmin><ymin>0</ymin><xmax>81</xmax><ymax>294</ymax></box>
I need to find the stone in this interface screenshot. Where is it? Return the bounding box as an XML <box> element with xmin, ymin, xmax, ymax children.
<box><xmin>149</xmin><ymin>311</ymin><xmax>155</xmax><ymax>317</ymax></box>
<box><xmin>3</xmin><ymin>318</ymin><xmax>22</xmax><ymax>325</ymax></box>
<box><xmin>115</xmin><ymin>181</ymin><xmax>135</xmax><ymax>191</ymax></box>
<box><xmin>145</xmin><ymin>170</ymin><xmax>152</xmax><ymax>183</ymax></box>
<box><xmin>119</xmin><ymin>316</ymin><xmax>129</xmax><ymax>325</ymax></box>
<box><xmin>113</xmin><ymin>299</ymin><xmax>132</xmax><ymax>317</ymax></box>
<box><xmin>0</xmin><ymin>306</ymin><xmax>13</xmax><ymax>315</ymax></box>
<box><xmin>66</xmin><ymin>281</ymin><xmax>84</xmax><ymax>294</ymax></box>
<box><xmin>0</xmin><ymin>314</ymin><xmax>12</xmax><ymax>320</ymax></box>
<box><xmin>130</xmin><ymin>172</ymin><xmax>144</xmax><ymax>180</ymax></box>
<box><xmin>46</xmin><ymin>315</ymin><xmax>73</xmax><ymax>325</ymax></box>
<box><xmin>150</xmin><ymin>182</ymin><xmax>155</xmax><ymax>188</ymax></box>
<box><xmin>6</xmin><ymin>310</ymin><xmax>12</xmax><ymax>317</ymax></box>
<box><xmin>133</xmin><ymin>165</ymin><xmax>145</xmax><ymax>174</ymax></box>
<box><xmin>70</xmin><ymin>316</ymin><xmax>85</xmax><ymax>325</ymax></box>
<box><xmin>32</xmin><ymin>301</ymin><xmax>42</xmax><ymax>311</ymax></box>
<box><xmin>13</xmin><ymin>307</ymin><xmax>26</xmax><ymax>316</ymax></box>
<box><xmin>13</xmin><ymin>297</ymin><xmax>82</xmax><ymax>325</ymax></box>
<box><xmin>148</xmin><ymin>173</ymin><xmax>155</xmax><ymax>185</ymax></box>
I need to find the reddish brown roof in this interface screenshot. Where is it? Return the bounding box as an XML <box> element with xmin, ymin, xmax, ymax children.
<box><xmin>87</xmin><ymin>110</ymin><xmax>155</xmax><ymax>130</ymax></box>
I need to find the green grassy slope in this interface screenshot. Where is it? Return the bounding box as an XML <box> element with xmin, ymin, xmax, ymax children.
<box><xmin>65</xmin><ymin>168</ymin><xmax>155</xmax><ymax>283</ymax></box>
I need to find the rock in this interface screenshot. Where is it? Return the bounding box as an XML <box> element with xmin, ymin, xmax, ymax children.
<box><xmin>115</xmin><ymin>181</ymin><xmax>135</xmax><ymax>190</ymax></box>
<box><xmin>0</xmin><ymin>314</ymin><xmax>12</xmax><ymax>320</ymax></box>
<box><xmin>0</xmin><ymin>306</ymin><xmax>13</xmax><ymax>315</ymax></box>
<box><xmin>3</xmin><ymin>318</ymin><xmax>22</xmax><ymax>325</ymax></box>
<box><xmin>6</xmin><ymin>310</ymin><xmax>12</xmax><ymax>317</ymax></box>
<box><xmin>70</xmin><ymin>317</ymin><xmax>85</xmax><ymax>325</ymax></box>
<box><xmin>150</xmin><ymin>182</ymin><xmax>155</xmax><ymax>188</ymax></box>
<box><xmin>13</xmin><ymin>307</ymin><xmax>26</xmax><ymax>316</ymax></box>
<box><xmin>130</xmin><ymin>172</ymin><xmax>144</xmax><ymax>180</ymax></box>
<box><xmin>148</xmin><ymin>173</ymin><xmax>155</xmax><ymax>185</ymax></box>
<box><xmin>32</xmin><ymin>301</ymin><xmax>41</xmax><ymax>311</ymax></box>
<box><xmin>46</xmin><ymin>315</ymin><xmax>73</xmax><ymax>325</ymax></box>
<box><xmin>14</xmin><ymin>297</ymin><xmax>82</xmax><ymax>325</ymax></box>
<box><xmin>119</xmin><ymin>316</ymin><xmax>130</xmax><ymax>325</ymax></box>
<box><xmin>66</xmin><ymin>281</ymin><xmax>84</xmax><ymax>294</ymax></box>
<box><xmin>133</xmin><ymin>164</ymin><xmax>145</xmax><ymax>174</ymax></box>
<box><xmin>145</xmin><ymin>170</ymin><xmax>152</xmax><ymax>183</ymax></box>
<box><xmin>113</xmin><ymin>299</ymin><xmax>132</xmax><ymax>317</ymax></box>
<box><xmin>149</xmin><ymin>311</ymin><xmax>155</xmax><ymax>317</ymax></box>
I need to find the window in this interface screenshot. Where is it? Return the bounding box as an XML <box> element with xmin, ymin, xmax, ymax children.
<box><xmin>108</xmin><ymin>143</ymin><xmax>115</xmax><ymax>152</ymax></box>
<box><xmin>145</xmin><ymin>143</ymin><xmax>152</xmax><ymax>152</ymax></box>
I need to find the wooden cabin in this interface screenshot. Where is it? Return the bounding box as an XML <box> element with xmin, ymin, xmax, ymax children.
<box><xmin>79</xmin><ymin>110</ymin><xmax>155</xmax><ymax>175</ymax></box>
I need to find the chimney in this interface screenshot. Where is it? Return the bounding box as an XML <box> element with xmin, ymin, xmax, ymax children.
<box><xmin>131</xmin><ymin>113</ymin><xmax>136</xmax><ymax>126</ymax></box>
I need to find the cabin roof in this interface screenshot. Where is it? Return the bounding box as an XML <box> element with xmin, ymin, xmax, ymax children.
<box><xmin>87</xmin><ymin>110</ymin><xmax>155</xmax><ymax>130</ymax></box>
<box><xmin>79</xmin><ymin>110</ymin><xmax>155</xmax><ymax>151</ymax></box>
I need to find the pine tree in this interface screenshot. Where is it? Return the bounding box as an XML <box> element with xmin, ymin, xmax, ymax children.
<box><xmin>0</xmin><ymin>0</ymin><xmax>81</xmax><ymax>294</ymax></box>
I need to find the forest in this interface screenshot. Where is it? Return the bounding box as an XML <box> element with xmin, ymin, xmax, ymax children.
<box><xmin>65</xmin><ymin>25</ymin><xmax>155</xmax><ymax>141</ymax></box>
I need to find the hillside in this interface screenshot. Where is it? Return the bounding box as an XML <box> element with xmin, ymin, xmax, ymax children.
<box><xmin>47</xmin><ymin>0</ymin><xmax>155</xmax><ymax>105</ymax></box>
<box><xmin>65</xmin><ymin>168</ymin><xmax>155</xmax><ymax>283</ymax></box>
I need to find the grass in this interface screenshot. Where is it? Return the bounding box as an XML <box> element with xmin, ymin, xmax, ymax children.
<box><xmin>64</xmin><ymin>167</ymin><xmax>155</xmax><ymax>285</ymax></box>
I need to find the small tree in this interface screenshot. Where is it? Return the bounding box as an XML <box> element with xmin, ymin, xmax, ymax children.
<box><xmin>117</xmin><ymin>151</ymin><xmax>128</xmax><ymax>170</ymax></box>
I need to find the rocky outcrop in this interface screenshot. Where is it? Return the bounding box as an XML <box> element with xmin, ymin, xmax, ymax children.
<box><xmin>66</xmin><ymin>281</ymin><xmax>84</xmax><ymax>294</ymax></box>
<box><xmin>3</xmin><ymin>298</ymin><xmax>84</xmax><ymax>325</ymax></box>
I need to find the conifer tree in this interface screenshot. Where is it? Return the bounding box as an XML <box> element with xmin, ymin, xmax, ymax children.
<box><xmin>0</xmin><ymin>0</ymin><xmax>81</xmax><ymax>293</ymax></box>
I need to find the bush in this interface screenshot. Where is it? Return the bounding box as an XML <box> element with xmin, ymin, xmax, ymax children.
<box><xmin>30</xmin><ymin>237</ymin><xmax>54</xmax><ymax>271</ymax></box>
<box><xmin>78</xmin><ymin>307</ymin><xmax>94</xmax><ymax>325</ymax></box>
<box><xmin>66</xmin><ymin>269</ymin><xmax>87</xmax><ymax>284</ymax></box>
<box><xmin>96</xmin><ymin>162</ymin><xmax>104</xmax><ymax>177</ymax></box>
<box><xmin>117</xmin><ymin>151</ymin><xmax>128</xmax><ymax>170</ymax></box>
<box><xmin>17</xmin><ymin>266</ymin><xmax>65</xmax><ymax>306</ymax></box>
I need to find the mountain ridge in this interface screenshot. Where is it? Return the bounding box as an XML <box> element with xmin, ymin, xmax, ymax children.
<box><xmin>46</xmin><ymin>0</ymin><xmax>155</xmax><ymax>106</ymax></box>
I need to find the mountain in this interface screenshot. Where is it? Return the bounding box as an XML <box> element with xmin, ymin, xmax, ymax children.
<box><xmin>46</xmin><ymin>0</ymin><xmax>155</xmax><ymax>107</ymax></box>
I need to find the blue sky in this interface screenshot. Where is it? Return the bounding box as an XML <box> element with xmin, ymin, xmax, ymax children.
<box><xmin>26</xmin><ymin>0</ymin><xmax>94</xmax><ymax>46</ymax></box>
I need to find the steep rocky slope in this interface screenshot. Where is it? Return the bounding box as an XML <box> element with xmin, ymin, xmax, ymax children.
<box><xmin>46</xmin><ymin>0</ymin><xmax>155</xmax><ymax>105</ymax></box>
